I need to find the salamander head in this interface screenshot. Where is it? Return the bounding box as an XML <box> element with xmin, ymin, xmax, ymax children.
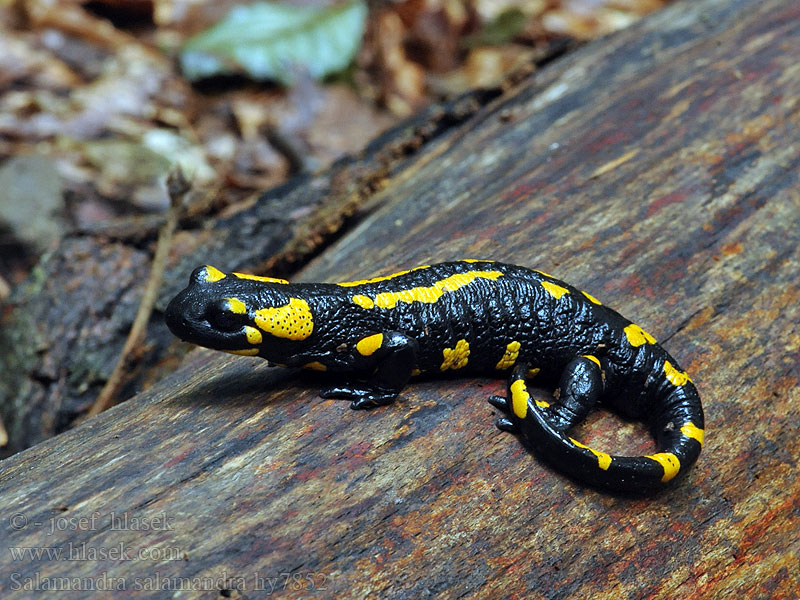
<box><xmin>165</xmin><ymin>265</ymin><xmax>312</xmax><ymax>358</ymax></box>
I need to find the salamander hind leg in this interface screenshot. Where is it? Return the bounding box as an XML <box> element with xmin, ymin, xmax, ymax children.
<box><xmin>491</xmin><ymin>356</ymin><xmax>703</xmax><ymax>493</ymax></box>
<box><xmin>320</xmin><ymin>332</ymin><xmax>418</xmax><ymax>410</ymax></box>
<box><xmin>490</xmin><ymin>357</ymin><xmax>631</xmax><ymax>491</ymax></box>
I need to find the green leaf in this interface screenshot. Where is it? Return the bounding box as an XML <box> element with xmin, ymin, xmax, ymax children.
<box><xmin>180</xmin><ymin>0</ymin><xmax>368</xmax><ymax>85</ymax></box>
<box><xmin>462</xmin><ymin>8</ymin><xmax>527</xmax><ymax>49</ymax></box>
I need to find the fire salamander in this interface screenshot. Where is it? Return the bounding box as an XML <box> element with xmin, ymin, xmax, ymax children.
<box><xmin>165</xmin><ymin>260</ymin><xmax>704</xmax><ymax>493</ymax></box>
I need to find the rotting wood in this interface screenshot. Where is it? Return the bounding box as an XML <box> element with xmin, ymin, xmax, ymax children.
<box><xmin>1</xmin><ymin>0</ymin><xmax>799</xmax><ymax>598</ymax></box>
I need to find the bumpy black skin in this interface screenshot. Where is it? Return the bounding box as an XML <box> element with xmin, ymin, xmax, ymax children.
<box><xmin>165</xmin><ymin>260</ymin><xmax>705</xmax><ymax>493</ymax></box>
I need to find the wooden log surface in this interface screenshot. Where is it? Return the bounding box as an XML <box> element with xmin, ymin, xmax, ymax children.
<box><xmin>2</xmin><ymin>0</ymin><xmax>799</xmax><ymax>597</ymax></box>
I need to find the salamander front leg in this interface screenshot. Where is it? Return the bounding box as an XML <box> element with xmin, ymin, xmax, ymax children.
<box><xmin>320</xmin><ymin>332</ymin><xmax>418</xmax><ymax>410</ymax></box>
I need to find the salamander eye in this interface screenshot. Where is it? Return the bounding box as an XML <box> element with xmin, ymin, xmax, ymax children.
<box><xmin>206</xmin><ymin>300</ymin><xmax>244</xmax><ymax>332</ymax></box>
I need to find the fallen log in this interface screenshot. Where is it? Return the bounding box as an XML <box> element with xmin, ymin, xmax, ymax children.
<box><xmin>2</xmin><ymin>0</ymin><xmax>798</xmax><ymax>597</ymax></box>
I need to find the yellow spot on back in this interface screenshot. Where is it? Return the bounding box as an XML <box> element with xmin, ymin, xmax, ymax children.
<box><xmin>582</xmin><ymin>290</ymin><xmax>602</xmax><ymax>305</ymax></box>
<box><xmin>225</xmin><ymin>297</ymin><xmax>247</xmax><ymax>314</ymax></box>
<box><xmin>569</xmin><ymin>438</ymin><xmax>612</xmax><ymax>470</ymax></box>
<box><xmin>254</xmin><ymin>297</ymin><xmax>314</xmax><ymax>340</ymax></box>
<box><xmin>624</xmin><ymin>323</ymin><xmax>656</xmax><ymax>347</ymax></box>
<box><xmin>202</xmin><ymin>266</ymin><xmax>226</xmax><ymax>282</ymax></box>
<box><xmin>351</xmin><ymin>295</ymin><xmax>374</xmax><ymax>309</ymax></box>
<box><xmin>582</xmin><ymin>355</ymin><xmax>602</xmax><ymax>369</ymax></box>
<box><xmin>646</xmin><ymin>452</ymin><xmax>681</xmax><ymax>482</ymax></box>
<box><xmin>534</xmin><ymin>270</ymin><xmax>554</xmax><ymax>278</ymax></box>
<box><xmin>244</xmin><ymin>325</ymin><xmax>262</xmax><ymax>345</ymax></box>
<box><xmin>303</xmin><ymin>361</ymin><xmax>327</xmax><ymax>371</ymax></box>
<box><xmin>233</xmin><ymin>272</ymin><xmax>289</xmax><ymax>284</ymax></box>
<box><xmin>226</xmin><ymin>348</ymin><xmax>259</xmax><ymax>356</ymax></box>
<box><xmin>680</xmin><ymin>422</ymin><xmax>704</xmax><ymax>445</ymax></box>
<box><xmin>528</xmin><ymin>367</ymin><xmax>541</xmax><ymax>379</ymax></box>
<box><xmin>354</xmin><ymin>270</ymin><xmax>504</xmax><ymax>310</ymax></box>
<box><xmin>664</xmin><ymin>360</ymin><xmax>692</xmax><ymax>386</ymax></box>
<box><xmin>441</xmin><ymin>339</ymin><xmax>470</xmax><ymax>371</ymax></box>
<box><xmin>509</xmin><ymin>379</ymin><xmax>529</xmax><ymax>419</ymax></box>
<box><xmin>460</xmin><ymin>258</ymin><xmax>494</xmax><ymax>263</ymax></box>
<box><xmin>496</xmin><ymin>341</ymin><xmax>521</xmax><ymax>370</ymax></box>
<box><xmin>337</xmin><ymin>266</ymin><xmax>430</xmax><ymax>287</ymax></box>
<box><xmin>356</xmin><ymin>333</ymin><xmax>384</xmax><ymax>356</ymax></box>
<box><xmin>541</xmin><ymin>281</ymin><xmax>569</xmax><ymax>299</ymax></box>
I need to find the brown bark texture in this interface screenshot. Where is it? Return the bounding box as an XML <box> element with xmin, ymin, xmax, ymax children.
<box><xmin>1</xmin><ymin>0</ymin><xmax>798</xmax><ymax>598</ymax></box>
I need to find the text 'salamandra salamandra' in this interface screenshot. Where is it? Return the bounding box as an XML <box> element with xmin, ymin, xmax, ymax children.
<box><xmin>165</xmin><ymin>260</ymin><xmax>704</xmax><ymax>493</ymax></box>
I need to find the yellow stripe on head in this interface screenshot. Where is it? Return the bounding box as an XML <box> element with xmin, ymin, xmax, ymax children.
<box><xmin>337</xmin><ymin>265</ymin><xmax>430</xmax><ymax>287</ymax></box>
<box><xmin>202</xmin><ymin>266</ymin><xmax>227</xmax><ymax>282</ymax></box>
<box><xmin>233</xmin><ymin>272</ymin><xmax>289</xmax><ymax>284</ymax></box>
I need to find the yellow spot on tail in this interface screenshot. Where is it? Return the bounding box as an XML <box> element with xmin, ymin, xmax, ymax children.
<box><xmin>569</xmin><ymin>438</ymin><xmax>612</xmax><ymax>470</ymax></box>
<box><xmin>233</xmin><ymin>272</ymin><xmax>289</xmax><ymax>284</ymax></box>
<box><xmin>582</xmin><ymin>355</ymin><xmax>601</xmax><ymax>369</ymax></box>
<box><xmin>202</xmin><ymin>266</ymin><xmax>226</xmax><ymax>282</ymax></box>
<box><xmin>225</xmin><ymin>297</ymin><xmax>247</xmax><ymax>314</ymax></box>
<box><xmin>337</xmin><ymin>265</ymin><xmax>430</xmax><ymax>287</ymax></box>
<box><xmin>496</xmin><ymin>341</ymin><xmax>521</xmax><ymax>370</ymax></box>
<box><xmin>226</xmin><ymin>348</ymin><xmax>259</xmax><ymax>356</ymax></box>
<box><xmin>353</xmin><ymin>270</ymin><xmax>504</xmax><ymax>310</ymax></box>
<box><xmin>680</xmin><ymin>422</ymin><xmax>704</xmax><ymax>445</ymax></box>
<box><xmin>646</xmin><ymin>452</ymin><xmax>681</xmax><ymax>482</ymax></box>
<box><xmin>624</xmin><ymin>323</ymin><xmax>656</xmax><ymax>347</ymax></box>
<box><xmin>244</xmin><ymin>325</ymin><xmax>262</xmax><ymax>345</ymax></box>
<box><xmin>582</xmin><ymin>290</ymin><xmax>602</xmax><ymax>305</ymax></box>
<box><xmin>441</xmin><ymin>339</ymin><xmax>470</xmax><ymax>371</ymax></box>
<box><xmin>356</xmin><ymin>333</ymin><xmax>384</xmax><ymax>356</ymax></box>
<box><xmin>303</xmin><ymin>361</ymin><xmax>327</xmax><ymax>371</ymax></box>
<box><xmin>534</xmin><ymin>270</ymin><xmax>554</xmax><ymax>278</ymax></box>
<box><xmin>254</xmin><ymin>297</ymin><xmax>314</xmax><ymax>340</ymax></box>
<box><xmin>541</xmin><ymin>281</ymin><xmax>569</xmax><ymax>299</ymax></box>
<box><xmin>664</xmin><ymin>360</ymin><xmax>692</xmax><ymax>386</ymax></box>
<box><xmin>509</xmin><ymin>379</ymin><xmax>530</xmax><ymax>419</ymax></box>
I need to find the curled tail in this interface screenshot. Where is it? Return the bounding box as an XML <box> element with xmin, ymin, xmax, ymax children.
<box><xmin>489</xmin><ymin>361</ymin><xmax>705</xmax><ymax>493</ymax></box>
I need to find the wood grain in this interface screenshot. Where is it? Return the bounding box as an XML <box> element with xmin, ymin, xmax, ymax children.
<box><xmin>1</xmin><ymin>0</ymin><xmax>798</xmax><ymax>598</ymax></box>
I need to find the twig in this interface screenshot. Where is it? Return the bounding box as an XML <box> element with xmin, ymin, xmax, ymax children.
<box><xmin>0</xmin><ymin>414</ymin><xmax>8</xmax><ymax>448</ymax></box>
<box><xmin>87</xmin><ymin>169</ymin><xmax>189</xmax><ymax>417</ymax></box>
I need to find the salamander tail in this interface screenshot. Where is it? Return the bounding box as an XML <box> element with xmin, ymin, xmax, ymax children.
<box><xmin>490</xmin><ymin>367</ymin><xmax>705</xmax><ymax>493</ymax></box>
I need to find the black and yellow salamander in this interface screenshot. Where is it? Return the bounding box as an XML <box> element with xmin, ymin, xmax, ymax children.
<box><xmin>165</xmin><ymin>260</ymin><xmax>704</xmax><ymax>493</ymax></box>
